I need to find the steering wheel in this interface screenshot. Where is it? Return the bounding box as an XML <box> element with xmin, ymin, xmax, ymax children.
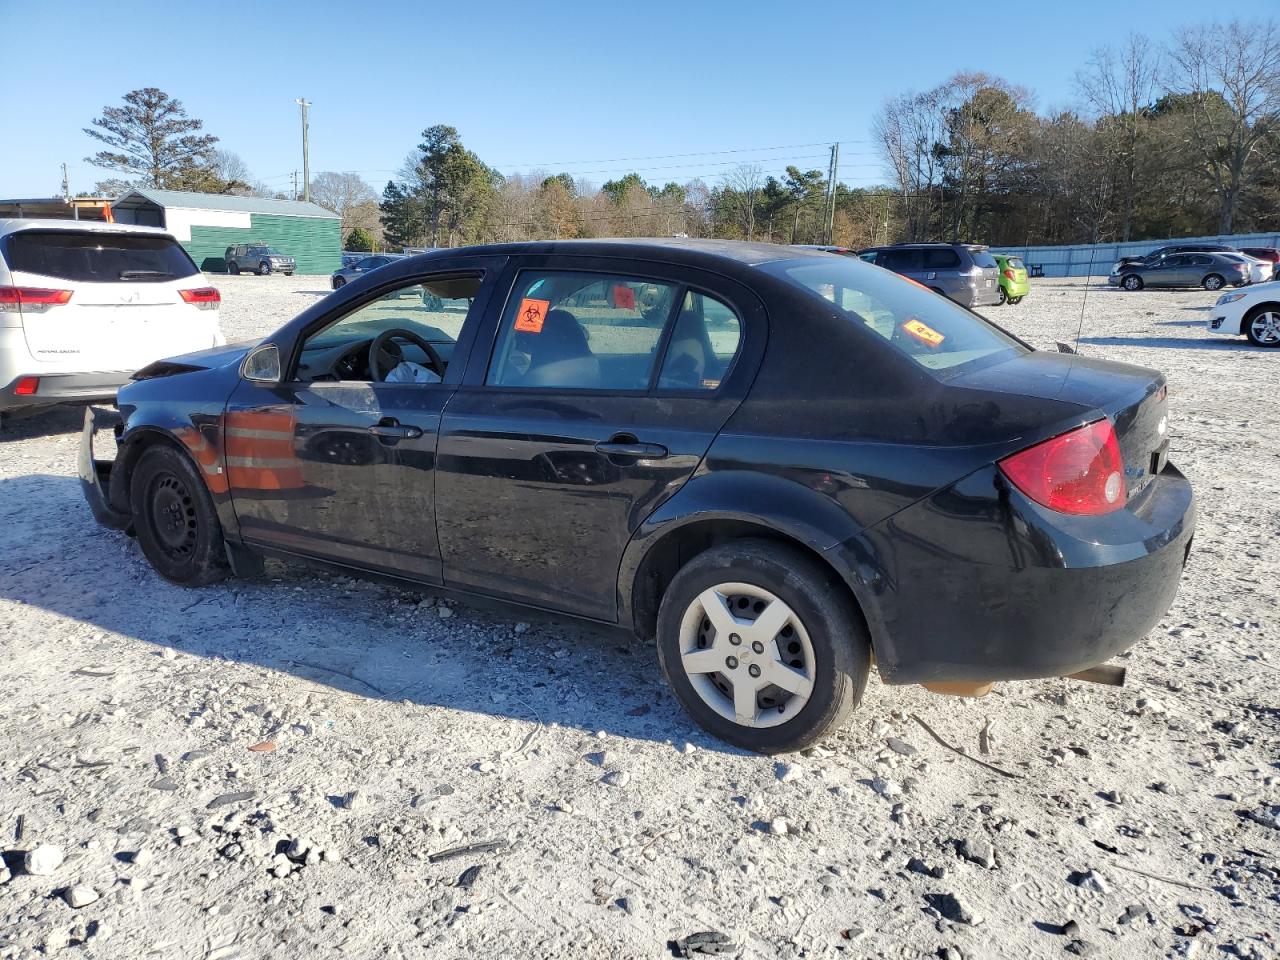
<box><xmin>368</xmin><ymin>328</ymin><xmax>445</xmax><ymax>382</ymax></box>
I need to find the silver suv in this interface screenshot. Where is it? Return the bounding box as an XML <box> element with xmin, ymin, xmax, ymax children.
<box><xmin>225</xmin><ymin>243</ymin><xmax>295</xmax><ymax>276</ymax></box>
<box><xmin>858</xmin><ymin>243</ymin><xmax>1002</xmax><ymax>308</ymax></box>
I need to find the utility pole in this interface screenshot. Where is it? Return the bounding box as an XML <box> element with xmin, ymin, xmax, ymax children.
<box><xmin>61</xmin><ymin>163</ymin><xmax>79</xmax><ymax>220</ymax></box>
<box><xmin>291</xmin><ymin>171</ymin><xmax>299</xmax><ymax>201</ymax></box>
<box><xmin>825</xmin><ymin>143</ymin><xmax>839</xmax><ymax>244</ymax></box>
<box><xmin>295</xmin><ymin>98</ymin><xmax>311</xmax><ymax>202</ymax></box>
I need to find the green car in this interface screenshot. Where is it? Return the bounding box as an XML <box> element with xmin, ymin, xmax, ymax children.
<box><xmin>993</xmin><ymin>254</ymin><xmax>1030</xmax><ymax>305</ymax></box>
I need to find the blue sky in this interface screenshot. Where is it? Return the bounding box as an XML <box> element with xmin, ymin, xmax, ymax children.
<box><xmin>3</xmin><ymin>0</ymin><xmax>1227</xmax><ymax>198</ymax></box>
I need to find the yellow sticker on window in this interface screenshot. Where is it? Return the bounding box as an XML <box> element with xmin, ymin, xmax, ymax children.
<box><xmin>902</xmin><ymin>318</ymin><xmax>945</xmax><ymax>347</ymax></box>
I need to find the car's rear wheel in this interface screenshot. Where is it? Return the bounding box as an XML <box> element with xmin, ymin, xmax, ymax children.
<box><xmin>130</xmin><ymin>444</ymin><xmax>228</xmax><ymax>586</ymax></box>
<box><xmin>227</xmin><ymin>261</ymin><xmax>240</xmax><ymax>275</ymax></box>
<box><xmin>258</xmin><ymin>261</ymin><xmax>271</xmax><ymax>276</ymax></box>
<box><xmin>656</xmin><ymin>539</ymin><xmax>869</xmax><ymax>753</ymax></box>
<box><xmin>996</xmin><ymin>287</ymin><xmax>1008</xmax><ymax>305</ymax></box>
<box><xmin>1009</xmin><ymin>295</ymin><xmax>1023</xmax><ymax>305</ymax></box>
<box><xmin>1122</xmin><ymin>274</ymin><xmax>1143</xmax><ymax>291</ymax></box>
<box><xmin>1244</xmin><ymin>306</ymin><xmax>1280</xmax><ymax>347</ymax></box>
<box><xmin>333</xmin><ymin>276</ymin><xmax>346</xmax><ymax>289</ymax></box>
<box><xmin>1203</xmin><ymin>274</ymin><xmax>1225</xmax><ymax>291</ymax></box>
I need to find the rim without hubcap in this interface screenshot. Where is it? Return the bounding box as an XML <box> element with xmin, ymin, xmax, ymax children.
<box><xmin>678</xmin><ymin>582</ymin><xmax>816</xmax><ymax>729</ymax></box>
<box><xmin>150</xmin><ymin>472</ymin><xmax>198</xmax><ymax>559</ymax></box>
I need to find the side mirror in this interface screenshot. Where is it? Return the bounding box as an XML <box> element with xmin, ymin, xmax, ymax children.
<box><xmin>242</xmin><ymin>344</ymin><xmax>282</xmax><ymax>383</ymax></box>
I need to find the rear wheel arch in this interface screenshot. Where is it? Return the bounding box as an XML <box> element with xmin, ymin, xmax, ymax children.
<box><xmin>625</xmin><ymin>516</ymin><xmax>878</xmax><ymax>664</ymax></box>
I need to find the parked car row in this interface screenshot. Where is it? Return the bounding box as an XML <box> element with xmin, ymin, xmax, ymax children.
<box><xmin>1109</xmin><ymin>243</ymin><xmax>1278</xmax><ymax>291</ymax></box>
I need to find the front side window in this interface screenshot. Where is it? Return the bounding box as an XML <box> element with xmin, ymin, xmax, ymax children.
<box><xmin>487</xmin><ymin>271</ymin><xmax>679</xmax><ymax>390</ymax></box>
<box><xmin>763</xmin><ymin>257</ymin><xmax>1026</xmax><ymax>376</ymax></box>
<box><xmin>296</xmin><ymin>274</ymin><xmax>480</xmax><ymax>383</ymax></box>
<box><xmin>5</xmin><ymin>230</ymin><xmax>199</xmax><ymax>282</ymax></box>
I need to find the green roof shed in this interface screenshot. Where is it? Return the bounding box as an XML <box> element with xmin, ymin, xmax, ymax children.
<box><xmin>111</xmin><ymin>189</ymin><xmax>342</xmax><ymax>275</ymax></box>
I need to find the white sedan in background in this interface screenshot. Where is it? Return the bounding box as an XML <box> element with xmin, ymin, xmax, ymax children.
<box><xmin>1220</xmin><ymin>252</ymin><xmax>1271</xmax><ymax>285</ymax></box>
<box><xmin>1207</xmin><ymin>281</ymin><xmax>1280</xmax><ymax>347</ymax></box>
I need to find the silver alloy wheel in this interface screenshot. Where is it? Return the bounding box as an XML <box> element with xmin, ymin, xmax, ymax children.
<box><xmin>677</xmin><ymin>582</ymin><xmax>816</xmax><ymax>729</ymax></box>
<box><xmin>1123</xmin><ymin>275</ymin><xmax>1141</xmax><ymax>290</ymax></box>
<box><xmin>1249</xmin><ymin>310</ymin><xmax>1280</xmax><ymax>344</ymax></box>
<box><xmin>1204</xmin><ymin>274</ymin><xmax>1223</xmax><ymax>291</ymax></box>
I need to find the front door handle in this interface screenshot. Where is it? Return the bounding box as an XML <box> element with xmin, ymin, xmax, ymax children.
<box><xmin>595</xmin><ymin>436</ymin><xmax>668</xmax><ymax>459</ymax></box>
<box><xmin>369</xmin><ymin>419</ymin><xmax>423</xmax><ymax>440</ymax></box>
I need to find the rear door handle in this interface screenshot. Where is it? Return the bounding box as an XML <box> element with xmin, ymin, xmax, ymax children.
<box><xmin>595</xmin><ymin>439</ymin><xmax>668</xmax><ymax>459</ymax></box>
<box><xmin>369</xmin><ymin>419</ymin><xmax>423</xmax><ymax>439</ymax></box>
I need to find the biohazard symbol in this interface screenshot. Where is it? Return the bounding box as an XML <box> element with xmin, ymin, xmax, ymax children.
<box><xmin>515</xmin><ymin>297</ymin><xmax>550</xmax><ymax>333</ymax></box>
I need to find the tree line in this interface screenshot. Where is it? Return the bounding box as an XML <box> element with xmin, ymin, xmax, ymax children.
<box><xmin>80</xmin><ymin>17</ymin><xmax>1277</xmax><ymax>253</ymax></box>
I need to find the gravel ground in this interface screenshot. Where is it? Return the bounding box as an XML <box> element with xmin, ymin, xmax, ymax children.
<box><xmin>1</xmin><ymin>274</ymin><xmax>1277</xmax><ymax>960</ymax></box>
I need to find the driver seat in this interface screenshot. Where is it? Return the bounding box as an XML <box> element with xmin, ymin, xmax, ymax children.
<box><xmin>522</xmin><ymin>309</ymin><xmax>601</xmax><ymax>388</ymax></box>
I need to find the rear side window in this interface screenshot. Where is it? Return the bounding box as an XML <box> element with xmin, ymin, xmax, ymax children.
<box><xmin>922</xmin><ymin>248</ymin><xmax>961</xmax><ymax>269</ymax></box>
<box><xmin>487</xmin><ymin>271</ymin><xmax>680</xmax><ymax>390</ymax></box>
<box><xmin>4</xmin><ymin>230</ymin><xmax>199</xmax><ymax>283</ymax></box>
<box><xmin>763</xmin><ymin>257</ymin><xmax>1026</xmax><ymax>375</ymax></box>
<box><xmin>657</xmin><ymin>291</ymin><xmax>742</xmax><ymax>391</ymax></box>
<box><xmin>877</xmin><ymin>248</ymin><xmax>921</xmax><ymax>271</ymax></box>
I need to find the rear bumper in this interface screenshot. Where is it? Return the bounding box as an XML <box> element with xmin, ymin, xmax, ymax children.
<box><xmin>959</xmin><ymin>284</ymin><xmax>1003</xmax><ymax>308</ymax></box>
<box><xmin>845</xmin><ymin>462</ymin><xmax>1196</xmax><ymax>686</ymax></box>
<box><xmin>78</xmin><ymin>405</ymin><xmax>130</xmax><ymax>530</ymax></box>
<box><xmin>1</xmin><ymin>371</ymin><xmax>132</xmax><ymax>412</ymax></box>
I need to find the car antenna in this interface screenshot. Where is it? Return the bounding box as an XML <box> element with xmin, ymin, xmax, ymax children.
<box><xmin>1071</xmin><ymin>246</ymin><xmax>1098</xmax><ymax>355</ymax></box>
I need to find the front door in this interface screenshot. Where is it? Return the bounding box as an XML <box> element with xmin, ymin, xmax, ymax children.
<box><xmin>225</xmin><ymin>269</ymin><xmax>495</xmax><ymax>582</ymax></box>
<box><xmin>435</xmin><ymin>260</ymin><xmax>760</xmax><ymax>621</ymax></box>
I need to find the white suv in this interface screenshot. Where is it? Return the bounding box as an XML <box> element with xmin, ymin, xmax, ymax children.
<box><xmin>1</xmin><ymin>219</ymin><xmax>225</xmax><ymax>420</ymax></box>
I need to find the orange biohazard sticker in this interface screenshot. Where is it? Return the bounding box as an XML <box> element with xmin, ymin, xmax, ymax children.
<box><xmin>902</xmin><ymin>318</ymin><xmax>946</xmax><ymax>347</ymax></box>
<box><xmin>611</xmin><ymin>284</ymin><xmax>636</xmax><ymax>309</ymax></box>
<box><xmin>514</xmin><ymin>298</ymin><xmax>550</xmax><ymax>333</ymax></box>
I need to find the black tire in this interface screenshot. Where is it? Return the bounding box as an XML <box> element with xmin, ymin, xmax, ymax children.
<box><xmin>227</xmin><ymin>261</ymin><xmax>240</xmax><ymax>275</ymax></box>
<box><xmin>1202</xmin><ymin>274</ymin><xmax>1224</xmax><ymax>292</ymax></box>
<box><xmin>333</xmin><ymin>276</ymin><xmax>346</xmax><ymax>289</ymax></box>
<box><xmin>258</xmin><ymin>261</ymin><xmax>271</xmax><ymax>276</ymax></box>
<box><xmin>129</xmin><ymin>444</ymin><xmax>228</xmax><ymax>586</ymax></box>
<box><xmin>1009</xmin><ymin>296</ymin><xmax>1023</xmax><ymax>305</ymax></box>
<box><xmin>1122</xmin><ymin>274</ymin><xmax>1143</xmax><ymax>291</ymax></box>
<box><xmin>1243</xmin><ymin>304</ymin><xmax>1280</xmax><ymax>348</ymax></box>
<box><xmin>655</xmin><ymin>538</ymin><xmax>870</xmax><ymax>754</ymax></box>
<box><xmin>996</xmin><ymin>287</ymin><xmax>1008</xmax><ymax>306</ymax></box>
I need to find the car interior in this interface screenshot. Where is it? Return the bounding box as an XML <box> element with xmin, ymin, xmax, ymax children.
<box><xmin>295</xmin><ymin>275</ymin><xmax>479</xmax><ymax>383</ymax></box>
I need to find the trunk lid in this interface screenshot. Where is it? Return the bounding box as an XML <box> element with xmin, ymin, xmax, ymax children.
<box><xmin>953</xmin><ymin>351</ymin><xmax>1169</xmax><ymax>502</ymax></box>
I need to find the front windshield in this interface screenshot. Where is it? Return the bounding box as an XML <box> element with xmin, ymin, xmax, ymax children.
<box><xmin>305</xmin><ymin>275</ymin><xmax>480</xmax><ymax>352</ymax></box>
<box><xmin>762</xmin><ymin>257</ymin><xmax>1027</xmax><ymax>374</ymax></box>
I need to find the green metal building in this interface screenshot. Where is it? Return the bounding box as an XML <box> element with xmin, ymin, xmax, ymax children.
<box><xmin>111</xmin><ymin>189</ymin><xmax>341</xmax><ymax>275</ymax></box>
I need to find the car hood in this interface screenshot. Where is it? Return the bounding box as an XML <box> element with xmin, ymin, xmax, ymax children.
<box><xmin>131</xmin><ymin>339</ymin><xmax>260</xmax><ymax>380</ymax></box>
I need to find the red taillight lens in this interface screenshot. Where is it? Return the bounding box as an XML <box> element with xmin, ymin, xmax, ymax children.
<box><xmin>1003</xmin><ymin>269</ymin><xmax>1015</xmax><ymax>280</ymax></box>
<box><xmin>14</xmin><ymin>376</ymin><xmax>40</xmax><ymax>396</ymax></box>
<box><xmin>179</xmin><ymin>287</ymin><xmax>221</xmax><ymax>310</ymax></box>
<box><xmin>999</xmin><ymin>419</ymin><xmax>1127</xmax><ymax>515</ymax></box>
<box><xmin>0</xmin><ymin>286</ymin><xmax>73</xmax><ymax>312</ymax></box>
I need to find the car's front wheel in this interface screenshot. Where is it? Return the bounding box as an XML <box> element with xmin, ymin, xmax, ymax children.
<box><xmin>656</xmin><ymin>539</ymin><xmax>870</xmax><ymax>753</ymax></box>
<box><xmin>1245</xmin><ymin>305</ymin><xmax>1280</xmax><ymax>347</ymax></box>
<box><xmin>1203</xmin><ymin>274</ymin><xmax>1225</xmax><ymax>291</ymax></box>
<box><xmin>258</xmin><ymin>261</ymin><xmax>272</xmax><ymax>276</ymax></box>
<box><xmin>1122</xmin><ymin>274</ymin><xmax>1143</xmax><ymax>291</ymax></box>
<box><xmin>333</xmin><ymin>276</ymin><xmax>346</xmax><ymax>289</ymax></box>
<box><xmin>130</xmin><ymin>444</ymin><xmax>228</xmax><ymax>586</ymax></box>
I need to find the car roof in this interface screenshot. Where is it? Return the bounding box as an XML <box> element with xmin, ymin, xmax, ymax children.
<box><xmin>400</xmin><ymin>237</ymin><xmax>837</xmax><ymax>270</ymax></box>
<box><xmin>0</xmin><ymin>217</ymin><xmax>174</xmax><ymax>239</ymax></box>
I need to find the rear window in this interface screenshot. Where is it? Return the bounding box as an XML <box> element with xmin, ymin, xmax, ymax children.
<box><xmin>763</xmin><ymin>257</ymin><xmax>1027</xmax><ymax>375</ymax></box>
<box><xmin>968</xmin><ymin>249</ymin><xmax>999</xmax><ymax>269</ymax></box>
<box><xmin>1006</xmin><ymin>257</ymin><xmax>1025</xmax><ymax>269</ymax></box>
<box><xmin>4</xmin><ymin>230</ymin><xmax>199</xmax><ymax>283</ymax></box>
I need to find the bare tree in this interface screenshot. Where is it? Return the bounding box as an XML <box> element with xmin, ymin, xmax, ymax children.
<box><xmin>1077</xmin><ymin>33</ymin><xmax>1161</xmax><ymax>239</ymax></box>
<box><xmin>874</xmin><ymin>86</ymin><xmax>947</xmax><ymax>240</ymax></box>
<box><xmin>1168</xmin><ymin>19</ymin><xmax>1280</xmax><ymax>233</ymax></box>
<box><xmin>724</xmin><ymin>164</ymin><xmax>763</xmax><ymax>239</ymax></box>
<box><xmin>310</xmin><ymin>171</ymin><xmax>379</xmax><ymax>235</ymax></box>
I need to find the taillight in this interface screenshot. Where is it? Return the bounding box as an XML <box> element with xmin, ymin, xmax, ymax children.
<box><xmin>999</xmin><ymin>419</ymin><xmax>1127</xmax><ymax>515</ymax></box>
<box><xmin>1003</xmin><ymin>269</ymin><xmax>1015</xmax><ymax>280</ymax></box>
<box><xmin>180</xmin><ymin>287</ymin><xmax>221</xmax><ymax>310</ymax></box>
<box><xmin>14</xmin><ymin>376</ymin><xmax>39</xmax><ymax>396</ymax></box>
<box><xmin>0</xmin><ymin>286</ymin><xmax>73</xmax><ymax>313</ymax></box>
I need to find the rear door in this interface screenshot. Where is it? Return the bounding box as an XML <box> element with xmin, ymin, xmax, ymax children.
<box><xmin>434</xmin><ymin>256</ymin><xmax>764</xmax><ymax>620</ymax></box>
<box><xmin>2</xmin><ymin>228</ymin><xmax>211</xmax><ymax>371</ymax></box>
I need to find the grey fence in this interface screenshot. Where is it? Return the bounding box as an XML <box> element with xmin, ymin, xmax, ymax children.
<box><xmin>995</xmin><ymin>231</ymin><xmax>1280</xmax><ymax>278</ymax></box>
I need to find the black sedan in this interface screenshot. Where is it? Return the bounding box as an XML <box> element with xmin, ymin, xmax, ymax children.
<box><xmin>80</xmin><ymin>239</ymin><xmax>1195</xmax><ymax>753</ymax></box>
